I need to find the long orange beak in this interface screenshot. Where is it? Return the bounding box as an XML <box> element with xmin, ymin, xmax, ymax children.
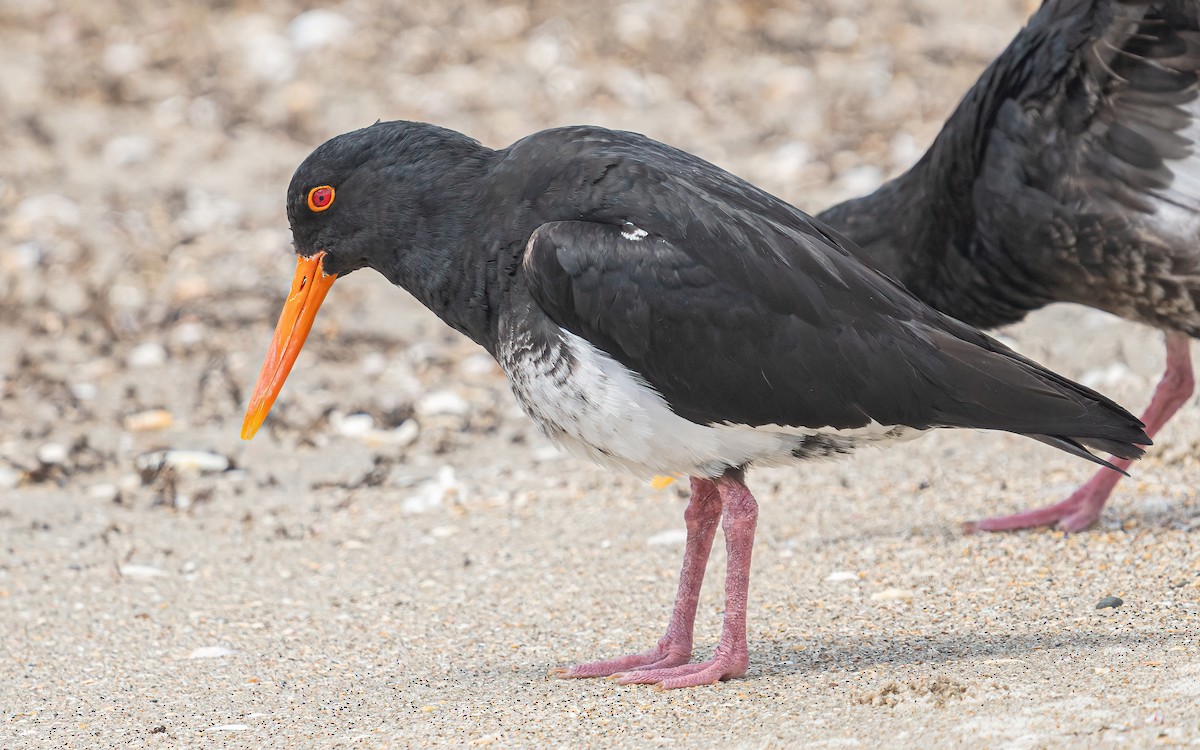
<box><xmin>240</xmin><ymin>252</ymin><xmax>337</xmax><ymax>440</ymax></box>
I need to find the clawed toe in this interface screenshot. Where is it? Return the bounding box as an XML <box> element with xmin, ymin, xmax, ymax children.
<box><xmin>553</xmin><ymin>647</ymin><xmax>692</xmax><ymax>680</ymax></box>
<box><xmin>614</xmin><ymin>657</ymin><xmax>745</xmax><ymax>689</ymax></box>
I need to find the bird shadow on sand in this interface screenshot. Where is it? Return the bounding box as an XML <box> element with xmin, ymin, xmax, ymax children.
<box><xmin>751</xmin><ymin>629</ymin><xmax>1165</xmax><ymax>679</ymax></box>
<box><xmin>520</xmin><ymin>631</ymin><xmax>1160</xmax><ymax>689</ymax></box>
<box><xmin>805</xmin><ymin>496</ymin><xmax>1200</xmax><ymax>547</ymax></box>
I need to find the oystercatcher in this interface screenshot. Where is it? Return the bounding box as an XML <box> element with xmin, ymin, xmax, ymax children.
<box><xmin>241</xmin><ymin>120</ymin><xmax>1149</xmax><ymax>688</ymax></box>
<box><xmin>818</xmin><ymin>0</ymin><xmax>1199</xmax><ymax>532</ymax></box>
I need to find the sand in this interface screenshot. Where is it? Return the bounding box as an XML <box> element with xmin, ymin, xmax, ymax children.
<box><xmin>2</xmin><ymin>0</ymin><xmax>1198</xmax><ymax>747</ymax></box>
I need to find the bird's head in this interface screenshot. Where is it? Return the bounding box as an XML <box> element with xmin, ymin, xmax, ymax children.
<box><xmin>240</xmin><ymin>120</ymin><xmax>488</xmax><ymax>440</ymax></box>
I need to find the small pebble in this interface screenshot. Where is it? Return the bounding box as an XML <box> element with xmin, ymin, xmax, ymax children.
<box><xmin>415</xmin><ymin>390</ymin><xmax>471</xmax><ymax>417</ymax></box>
<box><xmin>10</xmin><ymin>242</ymin><xmax>41</xmax><ymax>269</ymax></box>
<box><xmin>1096</xmin><ymin>596</ymin><xmax>1124</xmax><ymax>610</ymax></box>
<box><xmin>825</xmin><ymin>16</ymin><xmax>859</xmax><ymax>48</ymax></box>
<box><xmin>889</xmin><ymin>131</ymin><xmax>922</xmax><ymax>168</ymax></box>
<box><xmin>137</xmin><ymin>450</ymin><xmax>230</xmax><ymax>474</ymax></box>
<box><xmin>825</xmin><ymin>570</ymin><xmax>859</xmax><ymax>582</ymax></box>
<box><xmin>124</xmin><ymin>408</ymin><xmax>174</xmax><ymax>432</ymax></box>
<box><xmin>771</xmin><ymin>141</ymin><xmax>811</xmax><ymax>174</ymax></box>
<box><xmin>187</xmin><ymin>96</ymin><xmax>220</xmax><ymax>130</ymax></box>
<box><xmin>836</xmin><ymin>165</ymin><xmax>884</xmax><ymax>196</ymax></box>
<box><xmin>288</xmin><ymin>9</ymin><xmax>354</xmax><ymax>50</ymax></box>
<box><xmin>363</xmin><ymin>419</ymin><xmax>420</xmax><ymax>447</ymax></box>
<box><xmin>460</xmin><ymin>353</ymin><xmax>498</xmax><ymax>376</ymax></box>
<box><xmin>15</xmin><ymin>194</ymin><xmax>81</xmax><ymax>227</ymax></box>
<box><xmin>119</xmin><ymin>564</ymin><xmax>167</xmax><ymax>578</ymax></box>
<box><xmin>88</xmin><ymin>483</ymin><xmax>120</xmax><ymax>503</ymax></box>
<box><xmin>47</xmin><ymin>279</ymin><xmax>88</xmax><ymax>316</ymax></box>
<box><xmin>177</xmin><ymin>188</ymin><xmax>243</xmax><ymax>235</ymax></box>
<box><xmin>404</xmin><ymin>466</ymin><xmax>461</xmax><ymax>514</ymax></box>
<box><xmin>333</xmin><ymin>412</ymin><xmax>375</xmax><ymax>437</ymax></box>
<box><xmin>127</xmin><ymin>342</ymin><xmax>168</xmax><ymax>369</ymax></box>
<box><xmin>188</xmin><ymin>646</ymin><xmax>236</xmax><ymax>659</ymax></box>
<box><xmin>172</xmin><ymin>276</ymin><xmax>209</xmax><ymax>301</ymax></box>
<box><xmin>236</xmin><ymin>17</ymin><xmax>296</xmax><ymax>84</ymax></box>
<box><xmin>36</xmin><ymin>442</ymin><xmax>68</xmax><ymax>465</ymax></box>
<box><xmin>531</xmin><ymin>444</ymin><xmax>567</xmax><ymax>463</ymax></box>
<box><xmin>171</xmin><ymin>321</ymin><xmax>207</xmax><ymax>347</ymax></box>
<box><xmin>359</xmin><ymin>351</ymin><xmax>388</xmax><ymax>376</ymax></box>
<box><xmin>108</xmin><ymin>283</ymin><xmax>147</xmax><ymax>310</ymax></box>
<box><xmin>103</xmin><ymin>135</ymin><xmax>155</xmax><ymax>166</ymax></box>
<box><xmin>646</xmin><ymin>528</ymin><xmax>688</xmax><ymax>546</ymax></box>
<box><xmin>870</xmin><ymin>588</ymin><xmax>914</xmax><ymax>602</ymax></box>
<box><xmin>102</xmin><ymin>42</ymin><xmax>146</xmax><ymax>76</ymax></box>
<box><xmin>71</xmin><ymin>383</ymin><xmax>98</xmax><ymax>401</ymax></box>
<box><xmin>0</xmin><ymin>467</ymin><xmax>20</xmax><ymax>490</ymax></box>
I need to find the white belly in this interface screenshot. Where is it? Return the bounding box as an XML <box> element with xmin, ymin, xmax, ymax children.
<box><xmin>498</xmin><ymin>326</ymin><xmax>915</xmax><ymax>478</ymax></box>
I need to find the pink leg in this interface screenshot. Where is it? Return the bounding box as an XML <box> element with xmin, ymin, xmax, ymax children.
<box><xmin>553</xmin><ymin>477</ymin><xmax>722</xmax><ymax>678</ymax></box>
<box><xmin>615</xmin><ymin>470</ymin><xmax>757</xmax><ymax>689</ymax></box>
<box><xmin>969</xmin><ymin>331</ymin><xmax>1192</xmax><ymax>533</ymax></box>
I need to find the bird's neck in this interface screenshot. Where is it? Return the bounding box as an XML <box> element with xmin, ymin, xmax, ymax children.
<box><xmin>372</xmin><ymin>159</ymin><xmax>518</xmax><ymax>355</ymax></box>
<box><xmin>375</xmin><ymin>148</ymin><xmax>544</xmax><ymax>356</ymax></box>
<box><xmin>817</xmin><ymin>46</ymin><xmax>1053</xmax><ymax>329</ymax></box>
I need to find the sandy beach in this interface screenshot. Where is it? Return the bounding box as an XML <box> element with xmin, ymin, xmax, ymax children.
<box><xmin>2</xmin><ymin>0</ymin><xmax>1198</xmax><ymax>746</ymax></box>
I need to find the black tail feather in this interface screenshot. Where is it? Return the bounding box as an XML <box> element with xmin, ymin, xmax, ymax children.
<box><xmin>1027</xmin><ymin>434</ymin><xmax>1150</xmax><ymax>476</ymax></box>
<box><xmin>1074</xmin><ymin>434</ymin><xmax>1151</xmax><ymax>462</ymax></box>
<box><xmin>915</xmin><ymin>324</ymin><xmax>1152</xmax><ymax>465</ymax></box>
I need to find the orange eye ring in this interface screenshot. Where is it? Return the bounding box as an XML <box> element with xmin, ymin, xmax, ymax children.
<box><xmin>307</xmin><ymin>185</ymin><xmax>335</xmax><ymax>212</ymax></box>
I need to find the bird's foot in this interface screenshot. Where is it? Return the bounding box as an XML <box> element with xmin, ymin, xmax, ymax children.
<box><xmin>551</xmin><ymin>644</ymin><xmax>692</xmax><ymax>679</ymax></box>
<box><xmin>965</xmin><ymin>484</ymin><xmax>1107</xmax><ymax>534</ymax></box>
<box><xmin>611</xmin><ymin>649</ymin><xmax>748</xmax><ymax>690</ymax></box>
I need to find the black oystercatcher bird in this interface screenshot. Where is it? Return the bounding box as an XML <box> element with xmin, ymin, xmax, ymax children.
<box><xmin>241</xmin><ymin>120</ymin><xmax>1149</xmax><ymax>688</ymax></box>
<box><xmin>818</xmin><ymin>0</ymin><xmax>1199</xmax><ymax>532</ymax></box>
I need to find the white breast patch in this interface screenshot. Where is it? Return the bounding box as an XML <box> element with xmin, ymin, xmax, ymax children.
<box><xmin>498</xmin><ymin>326</ymin><xmax>913</xmax><ymax>478</ymax></box>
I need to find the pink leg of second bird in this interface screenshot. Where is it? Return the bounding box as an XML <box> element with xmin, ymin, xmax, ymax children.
<box><xmin>969</xmin><ymin>331</ymin><xmax>1192</xmax><ymax>533</ymax></box>
<box><xmin>555</xmin><ymin>469</ymin><xmax>759</xmax><ymax>689</ymax></box>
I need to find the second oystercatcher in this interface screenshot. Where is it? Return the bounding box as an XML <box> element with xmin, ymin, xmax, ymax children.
<box><xmin>818</xmin><ymin>0</ymin><xmax>1199</xmax><ymax>532</ymax></box>
<box><xmin>240</xmin><ymin>120</ymin><xmax>1149</xmax><ymax>688</ymax></box>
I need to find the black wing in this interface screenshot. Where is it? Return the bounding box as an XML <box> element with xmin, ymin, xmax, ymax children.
<box><xmin>975</xmin><ymin>0</ymin><xmax>1200</xmax><ymax>326</ymax></box>
<box><xmin>997</xmin><ymin>0</ymin><xmax>1200</xmax><ymax>215</ymax></box>
<box><xmin>517</xmin><ymin>149</ymin><xmax>1146</xmax><ymax>458</ymax></box>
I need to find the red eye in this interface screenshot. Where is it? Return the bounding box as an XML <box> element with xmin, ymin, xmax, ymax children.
<box><xmin>307</xmin><ymin>185</ymin><xmax>335</xmax><ymax>212</ymax></box>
